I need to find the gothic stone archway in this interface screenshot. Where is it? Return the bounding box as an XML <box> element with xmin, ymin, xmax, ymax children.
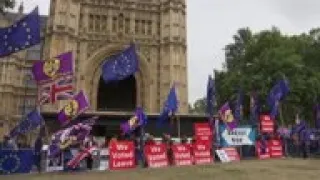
<box><xmin>97</xmin><ymin>75</ymin><xmax>136</xmax><ymax>111</ymax></box>
<box><xmin>83</xmin><ymin>44</ymin><xmax>150</xmax><ymax>112</ymax></box>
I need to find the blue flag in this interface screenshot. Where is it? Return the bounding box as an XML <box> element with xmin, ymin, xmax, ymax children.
<box><xmin>102</xmin><ymin>44</ymin><xmax>139</xmax><ymax>83</ymax></box>
<box><xmin>250</xmin><ymin>91</ymin><xmax>259</xmax><ymax>125</ymax></box>
<box><xmin>0</xmin><ymin>7</ymin><xmax>40</xmax><ymax>58</ymax></box>
<box><xmin>9</xmin><ymin>109</ymin><xmax>43</xmax><ymax>138</ymax></box>
<box><xmin>267</xmin><ymin>78</ymin><xmax>290</xmax><ymax>120</ymax></box>
<box><xmin>233</xmin><ymin>88</ymin><xmax>243</xmax><ymax>123</ymax></box>
<box><xmin>157</xmin><ymin>84</ymin><xmax>178</xmax><ymax>127</ymax></box>
<box><xmin>0</xmin><ymin>150</ymin><xmax>34</xmax><ymax>174</ymax></box>
<box><xmin>314</xmin><ymin>104</ymin><xmax>320</xmax><ymax>129</ymax></box>
<box><xmin>206</xmin><ymin>75</ymin><xmax>215</xmax><ymax>118</ymax></box>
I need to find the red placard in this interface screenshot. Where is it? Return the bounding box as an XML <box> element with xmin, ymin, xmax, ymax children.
<box><xmin>144</xmin><ymin>144</ymin><xmax>169</xmax><ymax>168</ymax></box>
<box><xmin>193</xmin><ymin>143</ymin><xmax>213</xmax><ymax>165</ymax></box>
<box><xmin>171</xmin><ymin>144</ymin><xmax>193</xmax><ymax>166</ymax></box>
<box><xmin>109</xmin><ymin>141</ymin><xmax>136</xmax><ymax>170</ymax></box>
<box><xmin>256</xmin><ymin>141</ymin><xmax>271</xmax><ymax>160</ymax></box>
<box><xmin>260</xmin><ymin>114</ymin><xmax>274</xmax><ymax>133</ymax></box>
<box><xmin>221</xmin><ymin>147</ymin><xmax>240</xmax><ymax>162</ymax></box>
<box><xmin>194</xmin><ymin>123</ymin><xmax>213</xmax><ymax>146</ymax></box>
<box><xmin>268</xmin><ymin>139</ymin><xmax>283</xmax><ymax>158</ymax></box>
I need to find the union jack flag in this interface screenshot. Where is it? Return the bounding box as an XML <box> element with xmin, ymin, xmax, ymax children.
<box><xmin>38</xmin><ymin>75</ymin><xmax>74</xmax><ymax>105</ymax></box>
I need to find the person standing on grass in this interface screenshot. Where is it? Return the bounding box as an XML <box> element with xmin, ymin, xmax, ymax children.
<box><xmin>84</xmin><ymin>135</ymin><xmax>96</xmax><ymax>170</ymax></box>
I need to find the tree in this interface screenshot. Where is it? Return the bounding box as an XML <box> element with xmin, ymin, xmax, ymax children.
<box><xmin>0</xmin><ymin>0</ymin><xmax>15</xmax><ymax>14</ymax></box>
<box><xmin>215</xmin><ymin>27</ymin><xmax>320</xmax><ymax>126</ymax></box>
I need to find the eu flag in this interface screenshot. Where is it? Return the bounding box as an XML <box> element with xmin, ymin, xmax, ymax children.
<box><xmin>102</xmin><ymin>44</ymin><xmax>139</xmax><ymax>83</ymax></box>
<box><xmin>0</xmin><ymin>150</ymin><xmax>34</xmax><ymax>175</ymax></box>
<box><xmin>314</xmin><ymin>104</ymin><xmax>320</xmax><ymax>129</ymax></box>
<box><xmin>9</xmin><ymin>109</ymin><xmax>43</xmax><ymax>138</ymax></box>
<box><xmin>233</xmin><ymin>89</ymin><xmax>243</xmax><ymax>123</ymax></box>
<box><xmin>267</xmin><ymin>78</ymin><xmax>289</xmax><ymax>120</ymax></box>
<box><xmin>0</xmin><ymin>7</ymin><xmax>40</xmax><ymax>58</ymax></box>
<box><xmin>249</xmin><ymin>91</ymin><xmax>259</xmax><ymax>125</ymax></box>
<box><xmin>157</xmin><ymin>84</ymin><xmax>178</xmax><ymax>127</ymax></box>
<box><xmin>206</xmin><ymin>75</ymin><xmax>215</xmax><ymax>118</ymax></box>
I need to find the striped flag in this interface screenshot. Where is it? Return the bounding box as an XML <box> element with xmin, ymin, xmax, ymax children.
<box><xmin>37</xmin><ymin>75</ymin><xmax>74</xmax><ymax>105</ymax></box>
<box><xmin>67</xmin><ymin>146</ymin><xmax>97</xmax><ymax>168</ymax></box>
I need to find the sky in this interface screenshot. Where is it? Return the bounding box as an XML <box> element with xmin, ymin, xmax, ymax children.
<box><xmin>16</xmin><ymin>0</ymin><xmax>320</xmax><ymax>104</ymax></box>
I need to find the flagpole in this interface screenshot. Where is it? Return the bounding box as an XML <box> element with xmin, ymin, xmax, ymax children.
<box><xmin>279</xmin><ymin>102</ymin><xmax>285</xmax><ymax>126</ymax></box>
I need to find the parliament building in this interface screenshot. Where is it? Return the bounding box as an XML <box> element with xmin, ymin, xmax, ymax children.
<box><xmin>0</xmin><ymin>0</ymin><xmax>193</xmax><ymax>141</ymax></box>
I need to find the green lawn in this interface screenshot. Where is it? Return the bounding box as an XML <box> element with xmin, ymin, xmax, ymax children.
<box><xmin>3</xmin><ymin>159</ymin><xmax>320</xmax><ymax>180</ymax></box>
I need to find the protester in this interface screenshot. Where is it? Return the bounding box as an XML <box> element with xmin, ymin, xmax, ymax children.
<box><xmin>83</xmin><ymin>135</ymin><xmax>96</xmax><ymax>170</ymax></box>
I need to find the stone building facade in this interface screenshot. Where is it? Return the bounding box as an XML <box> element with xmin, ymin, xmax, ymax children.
<box><xmin>0</xmin><ymin>0</ymin><xmax>188</xmax><ymax>139</ymax></box>
<box><xmin>43</xmin><ymin>0</ymin><xmax>188</xmax><ymax>113</ymax></box>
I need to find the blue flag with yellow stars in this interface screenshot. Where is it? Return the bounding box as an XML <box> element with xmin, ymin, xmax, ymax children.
<box><xmin>9</xmin><ymin>109</ymin><xmax>43</xmax><ymax>138</ymax></box>
<box><xmin>102</xmin><ymin>43</ymin><xmax>139</xmax><ymax>83</ymax></box>
<box><xmin>0</xmin><ymin>150</ymin><xmax>34</xmax><ymax>175</ymax></box>
<box><xmin>157</xmin><ymin>84</ymin><xmax>178</xmax><ymax>128</ymax></box>
<box><xmin>0</xmin><ymin>7</ymin><xmax>40</xmax><ymax>58</ymax></box>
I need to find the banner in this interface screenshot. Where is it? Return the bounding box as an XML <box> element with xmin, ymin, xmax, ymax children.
<box><xmin>171</xmin><ymin>144</ymin><xmax>192</xmax><ymax>166</ymax></box>
<box><xmin>260</xmin><ymin>114</ymin><xmax>274</xmax><ymax>133</ymax></box>
<box><xmin>256</xmin><ymin>141</ymin><xmax>271</xmax><ymax>160</ymax></box>
<box><xmin>144</xmin><ymin>144</ymin><xmax>169</xmax><ymax>168</ymax></box>
<box><xmin>268</xmin><ymin>139</ymin><xmax>283</xmax><ymax>158</ymax></box>
<box><xmin>219</xmin><ymin>125</ymin><xmax>256</xmax><ymax>146</ymax></box>
<box><xmin>109</xmin><ymin>141</ymin><xmax>136</xmax><ymax>170</ymax></box>
<box><xmin>192</xmin><ymin>143</ymin><xmax>213</xmax><ymax>165</ymax></box>
<box><xmin>0</xmin><ymin>150</ymin><xmax>34</xmax><ymax>174</ymax></box>
<box><xmin>216</xmin><ymin>147</ymin><xmax>240</xmax><ymax>163</ymax></box>
<box><xmin>194</xmin><ymin>122</ymin><xmax>213</xmax><ymax>146</ymax></box>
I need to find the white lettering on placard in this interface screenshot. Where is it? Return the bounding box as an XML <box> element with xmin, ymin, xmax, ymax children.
<box><xmin>196</xmin><ymin>144</ymin><xmax>206</xmax><ymax>150</ymax></box>
<box><xmin>111</xmin><ymin>152</ymin><xmax>134</xmax><ymax>159</ymax></box>
<box><xmin>150</xmin><ymin>146</ymin><xmax>161</xmax><ymax>153</ymax></box>
<box><xmin>112</xmin><ymin>160</ymin><xmax>134</xmax><ymax>168</ymax></box>
<box><xmin>195</xmin><ymin>158</ymin><xmax>211</xmax><ymax>164</ymax></box>
<box><xmin>175</xmin><ymin>152</ymin><xmax>191</xmax><ymax>159</ymax></box>
<box><xmin>194</xmin><ymin>151</ymin><xmax>210</xmax><ymax>157</ymax></box>
<box><xmin>176</xmin><ymin>146</ymin><xmax>186</xmax><ymax>151</ymax></box>
<box><xmin>149</xmin><ymin>161</ymin><xmax>168</xmax><ymax>168</ymax></box>
<box><xmin>116</xmin><ymin>144</ymin><xmax>128</xmax><ymax>151</ymax></box>
<box><xmin>148</xmin><ymin>153</ymin><xmax>166</xmax><ymax>161</ymax></box>
<box><xmin>176</xmin><ymin>160</ymin><xmax>192</xmax><ymax>166</ymax></box>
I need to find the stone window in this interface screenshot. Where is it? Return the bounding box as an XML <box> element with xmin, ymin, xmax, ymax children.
<box><xmin>89</xmin><ymin>14</ymin><xmax>94</xmax><ymax>31</ymax></box>
<box><xmin>125</xmin><ymin>18</ymin><xmax>130</xmax><ymax>34</ymax></box>
<box><xmin>112</xmin><ymin>17</ymin><xmax>117</xmax><ymax>32</ymax></box>
<box><xmin>102</xmin><ymin>15</ymin><xmax>107</xmax><ymax>33</ymax></box>
<box><xmin>147</xmin><ymin>20</ymin><xmax>152</xmax><ymax>35</ymax></box>
<box><xmin>141</xmin><ymin>20</ymin><xmax>145</xmax><ymax>34</ymax></box>
<box><xmin>118</xmin><ymin>13</ymin><xmax>124</xmax><ymax>31</ymax></box>
<box><xmin>95</xmin><ymin>15</ymin><xmax>100</xmax><ymax>32</ymax></box>
<box><xmin>135</xmin><ymin>20</ymin><xmax>139</xmax><ymax>34</ymax></box>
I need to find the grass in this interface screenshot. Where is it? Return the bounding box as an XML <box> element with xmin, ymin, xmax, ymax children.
<box><xmin>2</xmin><ymin>158</ymin><xmax>320</xmax><ymax>180</ymax></box>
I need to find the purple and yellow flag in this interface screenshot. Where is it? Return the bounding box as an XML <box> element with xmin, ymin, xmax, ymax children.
<box><xmin>32</xmin><ymin>52</ymin><xmax>73</xmax><ymax>84</ymax></box>
<box><xmin>120</xmin><ymin>107</ymin><xmax>147</xmax><ymax>135</ymax></box>
<box><xmin>219</xmin><ymin>102</ymin><xmax>237</xmax><ymax>130</ymax></box>
<box><xmin>57</xmin><ymin>90</ymin><xmax>89</xmax><ymax>126</ymax></box>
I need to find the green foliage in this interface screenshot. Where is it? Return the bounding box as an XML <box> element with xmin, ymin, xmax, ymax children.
<box><xmin>189</xmin><ymin>98</ymin><xmax>206</xmax><ymax>115</ymax></box>
<box><xmin>213</xmin><ymin>26</ymin><xmax>320</xmax><ymax>126</ymax></box>
<box><xmin>0</xmin><ymin>0</ymin><xmax>15</xmax><ymax>14</ymax></box>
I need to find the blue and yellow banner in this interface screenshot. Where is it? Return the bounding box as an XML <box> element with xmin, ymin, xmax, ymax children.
<box><xmin>0</xmin><ymin>150</ymin><xmax>34</xmax><ymax>175</ymax></box>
